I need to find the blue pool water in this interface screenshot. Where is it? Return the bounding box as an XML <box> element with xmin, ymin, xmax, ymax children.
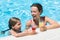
<box><xmin>0</xmin><ymin>0</ymin><xmax>60</xmax><ymax>37</ymax></box>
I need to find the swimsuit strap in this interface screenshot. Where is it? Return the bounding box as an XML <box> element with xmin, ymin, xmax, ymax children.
<box><xmin>40</xmin><ymin>16</ymin><xmax>47</xmax><ymax>25</ymax></box>
<box><xmin>40</xmin><ymin>16</ymin><xmax>45</xmax><ymax>22</ymax></box>
<box><xmin>30</xmin><ymin>16</ymin><xmax>45</xmax><ymax>27</ymax></box>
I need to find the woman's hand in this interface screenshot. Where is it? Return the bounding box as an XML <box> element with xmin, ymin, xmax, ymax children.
<box><xmin>40</xmin><ymin>26</ymin><xmax>47</xmax><ymax>32</ymax></box>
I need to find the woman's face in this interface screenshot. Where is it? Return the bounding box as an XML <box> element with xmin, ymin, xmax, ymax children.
<box><xmin>12</xmin><ymin>21</ymin><xmax>21</xmax><ymax>31</ymax></box>
<box><xmin>31</xmin><ymin>6</ymin><xmax>40</xmax><ymax>19</ymax></box>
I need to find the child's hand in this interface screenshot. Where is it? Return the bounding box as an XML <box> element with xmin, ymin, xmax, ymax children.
<box><xmin>27</xmin><ymin>28</ymin><xmax>37</xmax><ymax>35</ymax></box>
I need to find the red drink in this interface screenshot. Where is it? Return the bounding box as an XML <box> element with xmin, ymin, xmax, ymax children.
<box><xmin>32</xmin><ymin>26</ymin><xmax>37</xmax><ymax>34</ymax></box>
<box><xmin>32</xmin><ymin>27</ymin><xmax>36</xmax><ymax>31</ymax></box>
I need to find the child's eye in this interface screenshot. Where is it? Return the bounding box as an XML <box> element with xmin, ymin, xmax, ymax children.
<box><xmin>18</xmin><ymin>24</ymin><xmax>20</xmax><ymax>25</ymax></box>
<box><xmin>18</xmin><ymin>23</ymin><xmax>21</xmax><ymax>25</ymax></box>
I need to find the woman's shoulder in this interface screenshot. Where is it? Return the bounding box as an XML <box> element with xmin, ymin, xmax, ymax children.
<box><xmin>45</xmin><ymin>16</ymin><xmax>51</xmax><ymax>21</ymax></box>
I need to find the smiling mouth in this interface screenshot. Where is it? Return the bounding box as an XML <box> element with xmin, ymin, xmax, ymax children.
<box><xmin>32</xmin><ymin>14</ymin><xmax>36</xmax><ymax>17</ymax></box>
<box><xmin>32</xmin><ymin>15</ymin><xmax>37</xmax><ymax>20</ymax></box>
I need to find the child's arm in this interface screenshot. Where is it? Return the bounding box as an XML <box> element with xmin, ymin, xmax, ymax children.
<box><xmin>10</xmin><ymin>30</ymin><xmax>28</xmax><ymax>37</ymax></box>
<box><xmin>10</xmin><ymin>29</ymin><xmax>36</xmax><ymax>37</ymax></box>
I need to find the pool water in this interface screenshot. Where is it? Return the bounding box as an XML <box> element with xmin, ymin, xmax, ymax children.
<box><xmin>0</xmin><ymin>0</ymin><xmax>60</xmax><ymax>37</ymax></box>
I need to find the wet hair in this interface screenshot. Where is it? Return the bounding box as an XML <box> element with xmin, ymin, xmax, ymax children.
<box><xmin>1</xmin><ymin>17</ymin><xmax>21</xmax><ymax>34</ymax></box>
<box><xmin>9</xmin><ymin>17</ymin><xmax>20</xmax><ymax>30</ymax></box>
<box><xmin>31</xmin><ymin>3</ymin><xmax>43</xmax><ymax>15</ymax></box>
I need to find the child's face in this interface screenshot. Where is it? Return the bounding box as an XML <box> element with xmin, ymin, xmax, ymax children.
<box><xmin>12</xmin><ymin>21</ymin><xmax>21</xmax><ymax>31</ymax></box>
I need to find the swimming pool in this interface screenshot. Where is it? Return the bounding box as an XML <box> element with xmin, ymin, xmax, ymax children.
<box><xmin>0</xmin><ymin>0</ymin><xmax>60</xmax><ymax>37</ymax></box>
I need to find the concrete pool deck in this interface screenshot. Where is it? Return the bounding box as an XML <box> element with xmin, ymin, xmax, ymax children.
<box><xmin>0</xmin><ymin>28</ymin><xmax>60</xmax><ymax>40</ymax></box>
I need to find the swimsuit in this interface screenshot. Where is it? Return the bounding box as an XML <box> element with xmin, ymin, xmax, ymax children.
<box><xmin>30</xmin><ymin>16</ymin><xmax>45</xmax><ymax>27</ymax></box>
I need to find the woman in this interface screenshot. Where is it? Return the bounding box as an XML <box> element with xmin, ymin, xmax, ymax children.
<box><xmin>26</xmin><ymin>3</ymin><xmax>59</xmax><ymax>32</ymax></box>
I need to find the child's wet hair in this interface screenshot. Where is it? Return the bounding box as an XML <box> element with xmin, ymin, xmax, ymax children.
<box><xmin>1</xmin><ymin>17</ymin><xmax>20</xmax><ymax>34</ymax></box>
<box><xmin>9</xmin><ymin>17</ymin><xmax>20</xmax><ymax>30</ymax></box>
<box><xmin>31</xmin><ymin>3</ymin><xmax>43</xmax><ymax>15</ymax></box>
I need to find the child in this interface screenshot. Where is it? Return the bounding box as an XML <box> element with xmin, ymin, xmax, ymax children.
<box><xmin>8</xmin><ymin>17</ymin><xmax>36</xmax><ymax>37</ymax></box>
<box><xmin>1</xmin><ymin>17</ymin><xmax>37</xmax><ymax>37</ymax></box>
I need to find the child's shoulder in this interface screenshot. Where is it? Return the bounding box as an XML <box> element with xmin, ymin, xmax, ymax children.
<box><xmin>10</xmin><ymin>29</ymin><xmax>22</xmax><ymax>33</ymax></box>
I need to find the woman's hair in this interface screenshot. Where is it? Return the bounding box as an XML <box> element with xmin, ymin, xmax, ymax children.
<box><xmin>9</xmin><ymin>17</ymin><xmax>20</xmax><ymax>30</ymax></box>
<box><xmin>31</xmin><ymin>3</ymin><xmax>43</xmax><ymax>15</ymax></box>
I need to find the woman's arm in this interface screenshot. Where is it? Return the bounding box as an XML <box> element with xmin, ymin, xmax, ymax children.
<box><xmin>45</xmin><ymin>16</ymin><xmax>60</xmax><ymax>30</ymax></box>
<box><xmin>26</xmin><ymin>20</ymin><xmax>31</xmax><ymax>29</ymax></box>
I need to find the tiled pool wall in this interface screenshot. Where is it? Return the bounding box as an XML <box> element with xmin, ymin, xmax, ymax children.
<box><xmin>0</xmin><ymin>0</ymin><xmax>60</xmax><ymax>37</ymax></box>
